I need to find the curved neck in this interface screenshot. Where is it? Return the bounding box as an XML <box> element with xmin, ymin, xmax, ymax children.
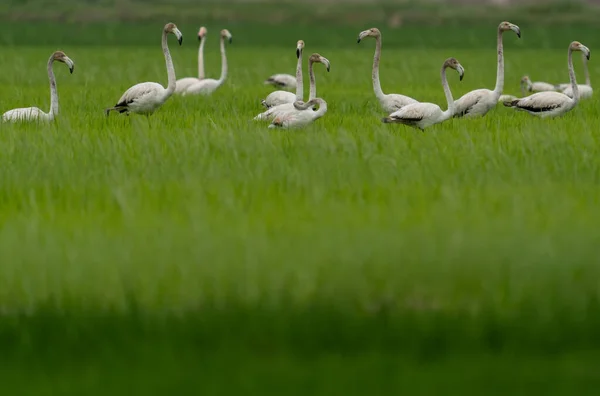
<box><xmin>582</xmin><ymin>52</ymin><xmax>591</xmax><ymax>86</ymax></box>
<box><xmin>568</xmin><ymin>47</ymin><xmax>579</xmax><ymax>104</ymax></box>
<box><xmin>372</xmin><ymin>35</ymin><xmax>385</xmax><ymax>100</ymax></box>
<box><xmin>163</xmin><ymin>30</ymin><xmax>176</xmax><ymax>97</ymax></box>
<box><xmin>308</xmin><ymin>59</ymin><xmax>317</xmax><ymax>100</ymax></box>
<box><xmin>217</xmin><ymin>37</ymin><xmax>228</xmax><ymax>84</ymax></box>
<box><xmin>198</xmin><ymin>38</ymin><xmax>206</xmax><ymax>79</ymax></box>
<box><xmin>440</xmin><ymin>65</ymin><xmax>454</xmax><ymax>119</ymax></box>
<box><xmin>295</xmin><ymin>49</ymin><xmax>304</xmax><ymax>101</ymax></box>
<box><xmin>47</xmin><ymin>55</ymin><xmax>58</xmax><ymax>119</ymax></box>
<box><xmin>493</xmin><ymin>28</ymin><xmax>504</xmax><ymax>95</ymax></box>
<box><xmin>313</xmin><ymin>100</ymin><xmax>327</xmax><ymax>118</ymax></box>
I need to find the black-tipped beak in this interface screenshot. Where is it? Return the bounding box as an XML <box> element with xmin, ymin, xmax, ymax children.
<box><xmin>327</xmin><ymin>65</ymin><xmax>330</xmax><ymax>72</ymax></box>
<box><xmin>69</xmin><ymin>66</ymin><xmax>74</xmax><ymax>74</ymax></box>
<box><xmin>296</xmin><ymin>48</ymin><xmax>300</xmax><ymax>58</ymax></box>
<box><xmin>586</xmin><ymin>51</ymin><xmax>591</xmax><ymax>60</ymax></box>
<box><xmin>357</xmin><ymin>37</ymin><xmax>361</xmax><ymax>43</ymax></box>
<box><xmin>178</xmin><ymin>36</ymin><xmax>183</xmax><ymax>45</ymax></box>
<box><xmin>516</xmin><ymin>29</ymin><xmax>521</xmax><ymax>38</ymax></box>
<box><xmin>228</xmin><ymin>37</ymin><xmax>232</xmax><ymax>44</ymax></box>
<box><xmin>460</xmin><ymin>74</ymin><xmax>463</xmax><ymax>81</ymax></box>
<box><xmin>198</xmin><ymin>35</ymin><xmax>202</xmax><ymax>42</ymax></box>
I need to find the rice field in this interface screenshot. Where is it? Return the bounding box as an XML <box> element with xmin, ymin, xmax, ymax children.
<box><xmin>1</xmin><ymin>21</ymin><xmax>600</xmax><ymax>394</ymax></box>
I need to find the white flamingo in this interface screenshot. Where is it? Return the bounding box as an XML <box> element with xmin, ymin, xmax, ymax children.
<box><xmin>357</xmin><ymin>27</ymin><xmax>418</xmax><ymax>113</ymax></box>
<box><xmin>2</xmin><ymin>51</ymin><xmax>74</xmax><ymax>122</ymax></box>
<box><xmin>269</xmin><ymin>98</ymin><xmax>327</xmax><ymax>129</ymax></box>
<box><xmin>175</xmin><ymin>26</ymin><xmax>207</xmax><ymax>94</ymax></box>
<box><xmin>560</xmin><ymin>52</ymin><xmax>593</xmax><ymax>99</ymax></box>
<box><xmin>254</xmin><ymin>53</ymin><xmax>330</xmax><ymax>121</ymax></box>
<box><xmin>382</xmin><ymin>57</ymin><xmax>464</xmax><ymax>130</ymax></box>
<box><xmin>105</xmin><ymin>23</ymin><xmax>182</xmax><ymax>116</ymax></box>
<box><xmin>261</xmin><ymin>40</ymin><xmax>305</xmax><ymax>108</ymax></box>
<box><xmin>520</xmin><ymin>75</ymin><xmax>556</xmax><ymax>96</ymax></box>
<box><xmin>453</xmin><ymin>21</ymin><xmax>521</xmax><ymax>118</ymax></box>
<box><xmin>504</xmin><ymin>41</ymin><xmax>590</xmax><ymax>118</ymax></box>
<box><xmin>184</xmin><ymin>29</ymin><xmax>232</xmax><ymax>95</ymax></box>
<box><xmin>264</xmin><ymin>74</ymin><xmax>296</xmax><ymax>90</ymax></box>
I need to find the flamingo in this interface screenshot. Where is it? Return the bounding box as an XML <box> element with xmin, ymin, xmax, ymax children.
<box><xmin>264</xmin><ymin>74</ymin><xmax>296</xmax><ymax>90</ymax></box>
<box><xmin>254</xmin><ymin>53</ymin><xmax>330</xmax><ymax>121</ymax></box>
<box><xmin>269</xmin><ymin>98</ymin><xmax>328</xmax><ymax>129</ymax></box>
<box><xmin>504</xmin><ymin>41</ymin><xmax>590</xmax><ymax>118</ymax></box>
<box><xmin>175</xmin><ymin>26</ymin><xmax>207</xmax><ymax>94</ymax></box>
<box><xmin>2</xmin><ymin>51</ymin><xmax>74</xmax><ymax>122</ymax></box>
<box><xmin>560</xmin><ymin>52</ymin><xmax>593</xmax><ymax>99</ymax></box>
<box><xmin>382</xmin><ymin>57</ymin><xmax>464</xmax><ymax>130</ymax></box>
<box><xmin>261</xmin><ymin>40</ymin><xmax>305</xmax><ymax>108</ymax></box>
<box><xmin>453</xmin><ymin>21</ymin><xmax>521</xmax><ymax>118</ymax></box>
<box><xmin>520</xmin><ymin>75</ymin><xmax>556</xmax><ymax>96</ymax></box>
<box><xmin>183</xmin><ymin>29</ymin><xmax>232</xmax><ymax>95</ymax></box>
<box><xmin>357</xmin><ymin>27</ymin><xmax>418</xmax><ymax>113</ymax></box>
<box><xmin>105</xmin><ymin>23</ymin><xmax>182</xmax><ymax>116</ymax></box>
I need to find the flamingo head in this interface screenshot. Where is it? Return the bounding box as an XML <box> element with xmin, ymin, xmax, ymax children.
<box><xmin>309</xmin><ymin>53</ymin><xmax>331</xmax><ymax>72</ymax></box>
<box><xmin>52</xmin><ymin>50</ymin><xmax>75</xmax><ymax>74</ymax></box>
<box><xmin>296</xmin><ymin>40</ymin><xmax>305</xmax><ymax>58</ymax></box>
<box><xmin>221</xmin><ymin>29</ymin><xmax>233</xmax><ymax>44</ymax></box>
<box><xmin>357</xmin><ymin>27</ymin><xmax>381</xmax><ymax>43</ymax></box>
<box><xmin>444</xmin><ymin>57</ymin><xmax>464</xmax><ymax>81</ymax></box>
<box><xmin>499</xmin><ymin>21</ymin><xmax>521</xmax><ymax>38</ymax></box>
<box><xmin>571</xmin><ymin>41</ymin><xmax>590</xmax><ymax>60</ymax></box>
<box><xmin>198</xmin><ymin>26</ymin><xmax>207</xmax><ymax>41</ymax></box>
<box><xmin>165</xmin><ymin>23</ymin><xmax>183</xmax><ymax>45</ymax></box>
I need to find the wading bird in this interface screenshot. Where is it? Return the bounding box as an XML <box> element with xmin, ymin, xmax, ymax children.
<box><xmin>560</xmin><ymin>52</ymin><xmax>593</xmax><ymax>99</ymax></box>
<box><xmin>269</xmin><ymin>98</ymin><xmax>328</xmax><ymax>129</ymax></box>
<box><xmin>453</xmin><ymin>21</ymin><xmax>521</xmax><ymax>118</ymax></box>
<box><xmin>105</xmin><ymin>22</ymin><xmax>183</xmax><ymax>116</ymax></box>
<box><xmin>254</xmin><ymin>53</ymin><xmax>330</xmax><ymax>121</ymax></box>
<box><xmin>261</xmin><ymin>40</ymin><xmax>305</xmax><ymax>108</ymax></box>
<box><xmin>175</xmin><ymin>26</ymin><xmax>207</xmax><ymax>94</ymax></box>
<box><xmin>2</xmin><ymin>51</ymin><xmax>74</xmax><ymax>122</ymax></box>
<box><xmin>520</xmin><ymin>75</ymin><xmax>556</xmax><ymax>96</ymax></box>
<box><xmin>382</xmin><ymin>58</ymin><xmax>464</xmax><ymax>130</ymax></box>
<box><xmin>504</xmin><ymin>41</ymin><xmax>590</xmax><ymax>118</ymax></box>
<box><xmin>357</xmin><ymin>27</ymin><xmax>418</xmax><ymax>113</ymax></box>
<box><xmin>184</xmin><ymin>29</ymin><xmax>233</xmax><ymax>95</ymax></box>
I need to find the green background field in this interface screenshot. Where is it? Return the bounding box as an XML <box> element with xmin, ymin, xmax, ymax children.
<box><xmin>1</xmin><ymin>1</ymin><xmax>600</xmax><ymax>395</ymax></box>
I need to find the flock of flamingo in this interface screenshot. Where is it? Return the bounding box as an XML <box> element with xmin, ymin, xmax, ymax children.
<box><xmin>1</xmin><ymin>21</ymin><xmax>592</xmax><ymax>130</ymax></box>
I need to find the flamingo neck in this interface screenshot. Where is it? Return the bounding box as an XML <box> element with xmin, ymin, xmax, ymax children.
<box><xmin>568</xmin><ymin>48</ymin><xmax>579</xmax><ymax>104</ymax></box>
<box><xmin>163</xmin><ymin>30</ymin><xmax>176</xmax><ymax>98</ymax></box>
<box><xmin>308</xmin><ymin>59</ymin><xmax>317</xmax><ymax>100</ymax></box>
<box><xmin>372</xmin><ymin>35</ymin><xmax>385</xmax><ymax>100</ymax></box>
<box><xmin>441</xmin><ymin>65</ymin><xmax>455</xmax><ymax>120</ymax></box>
<box><xmin>198</xmin><ymin>38</ymin><xmax>205</xmax><ymax>79</ymax></box>
<box><xmin>295</xmin><ymin>49</ymin><xmax>304</xmax><ymax>101</ymax></box>
<box><xmin>47</xmin><ymin>55</ymin><xmax>58</xmax><ymax>119</ymax></box>
<box><xmin>493</xmin><ymin>28</ymin><xmax>505</xmax><ymax>96</ymax></box>
<box><xmin>217</xmin><ymin>37</ymin><xmax>228</xmax><ymax>85</ymax></box>
<box><xmin>313</xmin><ymin>100</ymin><xmax>327</xmax><ymax>119</ymax></box>
<box><xmin>582</xmin><ymin>53</ymin><xmax>591</xmax><ymax>86</ymax></box>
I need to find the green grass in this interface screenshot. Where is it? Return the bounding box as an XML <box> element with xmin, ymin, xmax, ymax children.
<box><xmin>1</xmin><ymin>22</ymin><xmax>600</xmax><ymax>394</ymax></box>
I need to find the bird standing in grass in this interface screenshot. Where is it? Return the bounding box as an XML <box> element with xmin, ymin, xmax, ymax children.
<box><xmin>504</xmin><ymin>41</ymin><xmax>590</xmax><ymax>118</ymax></box>
<box><xmin>105</xmin><ymin>22</ymin><xmax>183</xmax><ymax>116</ymax></box>
<box><xmin>382</xmin><ymin>57</ymin><xmax>464</xmax><ymax>130</ymax></box>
